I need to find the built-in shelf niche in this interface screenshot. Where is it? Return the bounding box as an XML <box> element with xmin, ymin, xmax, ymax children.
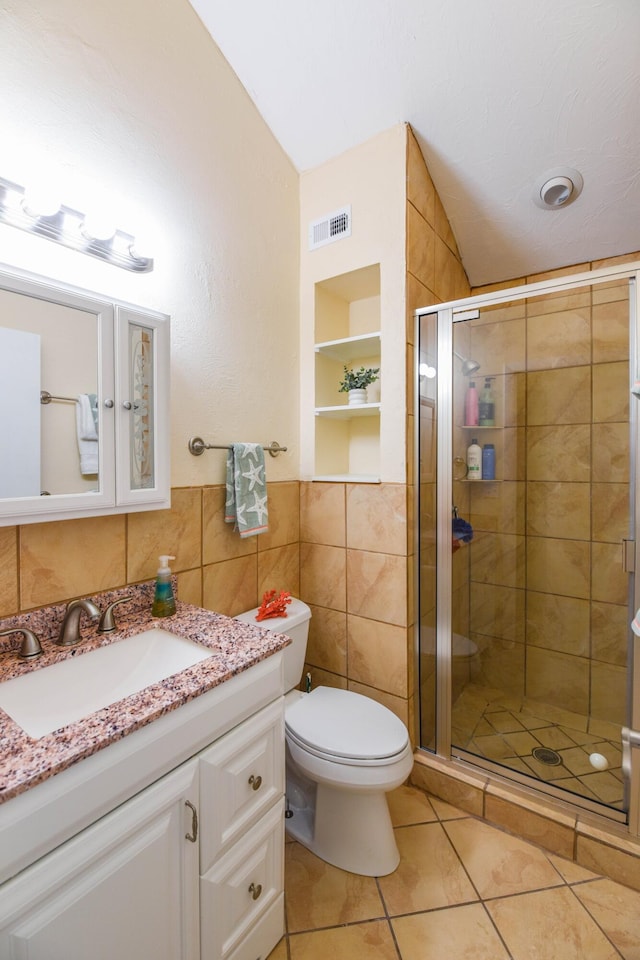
<box><xmin>314</xmin><ymin>264</ymin><xmax>381</xmax><ymax>481</ymax></box>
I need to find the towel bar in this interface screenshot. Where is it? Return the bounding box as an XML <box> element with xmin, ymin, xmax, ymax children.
<box><xmin>40</xmin><ymin>390</ymin><xmax>77</xmax><ymax>404</ymax></box>
<box><xmin>188</xmin><ymin>437</ymin><xmax>287</xmax><ymax>458</ymax></box>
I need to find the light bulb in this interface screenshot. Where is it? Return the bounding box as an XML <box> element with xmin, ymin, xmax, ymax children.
<box><xmin>22</xmin><ymin>186</ymin><xmax>62</xmax><ymax>218</ymax></box>
<box><xmin>81</xmin><ymin>213</ymin><xmax>116</xmax><ymax>242</ymax></box>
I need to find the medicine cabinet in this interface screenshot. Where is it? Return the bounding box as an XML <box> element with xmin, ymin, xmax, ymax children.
<box><xmin>313</xmin><ymin>264</ymin><xmax>381</xmax><ymax>481</ymax></box>
<box><xmin>0</xmin><ymin>263</ymin><xmax>170</xmax><ymax>525</ymax></box>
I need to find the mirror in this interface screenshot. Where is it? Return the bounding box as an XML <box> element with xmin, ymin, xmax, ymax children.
<box><xmin>0</xmin><ymin>264</ymin><xmax>169</xmax><ymax>525</ymax></box>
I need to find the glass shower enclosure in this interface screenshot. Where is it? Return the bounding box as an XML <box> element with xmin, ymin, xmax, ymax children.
<box><xmin>417</xmin><ymin>262</ymin><xmax>640</xmax><ymax>821</ymax></box>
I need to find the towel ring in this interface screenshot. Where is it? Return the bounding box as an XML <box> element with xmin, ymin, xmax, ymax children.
<box><xmin>188</xmin><ymin>437</ymin><xmax>287</xmax><ymax>458</ymax></box>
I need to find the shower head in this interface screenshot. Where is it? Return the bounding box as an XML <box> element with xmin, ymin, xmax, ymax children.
<box><xmin>454</xmin><ymin>350</ymin><xmax>481</xmax><ymax>377</ymax></box>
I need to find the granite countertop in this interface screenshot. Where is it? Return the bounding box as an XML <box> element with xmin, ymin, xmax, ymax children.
<box><xmin>0</xmin><ymin>583</ymin><xmax>289</xmax><ymax>804</ymax></box>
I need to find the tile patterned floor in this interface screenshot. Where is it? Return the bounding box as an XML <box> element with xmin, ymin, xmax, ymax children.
<box><xmin>451</xmin><ymin>682</ymin><xmax>624</xmax><ymax>809</ymax></box>
<box><xmin>269</xmin><ymin>784</ymin><xmax>640</xmax><ymax>960</ymax></box>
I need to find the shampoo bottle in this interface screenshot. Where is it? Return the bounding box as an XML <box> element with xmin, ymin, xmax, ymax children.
<box><xmin>482</xmin><ymin>443</ymin><xmax>496</xmax><ymax>480</ymax></box>
<box><xmin>464</xmin><ymin>381</ymin><xmax>479</xmax><ymax>426</ymax></box>
<box><xmin>467</xmin><ymin>439</ymin><xmax>482</xmax><ymax>480</ymax></box>
<box><xmin>479</xmin><ymin>377</ymin><xmax>495</xmax><ymax>426</ymax></box>
<box><xmin>152</xmin><ymin>555</ymin><xmax>176</xmax><ymax>617</ymax></box>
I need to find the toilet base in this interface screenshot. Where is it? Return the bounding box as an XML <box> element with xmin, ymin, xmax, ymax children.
<box><xmin>285</xmin><ymin>759</ymin><xmax>403</xmax><ymax>876</ymax></box>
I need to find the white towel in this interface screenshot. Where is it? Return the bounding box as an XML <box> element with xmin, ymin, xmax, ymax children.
<box><xmin>77</xmin><ymin>393</ymin><xmax>98</xmax><ymax>441</ymax></box>
<box><xmin>75</xmin><ymin>398</ymin><xmax>98</xmax><ymax>475</ymax></box>
<box><xmin>224</xmin><ymin>443</ymin><xmax>269</xmax><ymax>538</ymax></box>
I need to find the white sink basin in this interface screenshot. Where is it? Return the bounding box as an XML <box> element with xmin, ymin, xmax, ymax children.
<box><xmin>0</xmin><ymin>628</ymin><xmax>212</xmax><ymax>739</ymax></box>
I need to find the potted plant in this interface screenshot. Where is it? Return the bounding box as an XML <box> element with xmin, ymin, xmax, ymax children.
<box><xmin>338</xmin><ymin>365</ymin><xmax>380</xmax><ymax>406</ymax></box>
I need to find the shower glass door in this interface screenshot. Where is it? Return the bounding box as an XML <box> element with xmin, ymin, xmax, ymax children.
<box><xmin>418</xmin><ymin>265</ymin><xmax>639</xmax><ymax>817</ymax></box>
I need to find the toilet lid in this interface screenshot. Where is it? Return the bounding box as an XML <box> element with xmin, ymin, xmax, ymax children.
<box><xmin>285</xmin><ymin>686</ymin><xmax>409</xmax><ymax>761</ymax></box>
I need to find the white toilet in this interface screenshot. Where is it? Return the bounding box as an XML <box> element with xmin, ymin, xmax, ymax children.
<box><xmin>235</xmin><ymin>598</ymin><xmax>413</xmax><ymax>876</ymax></box>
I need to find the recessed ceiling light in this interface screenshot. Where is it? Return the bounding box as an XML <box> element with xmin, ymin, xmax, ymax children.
<box><xmin>533</xmin><ymin>167</ymin><xmax>583</xmax><ymax>210</ymax></box>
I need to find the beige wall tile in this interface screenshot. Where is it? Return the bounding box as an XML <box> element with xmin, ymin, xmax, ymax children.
<box><xmin>576</xmin><ymin>835</ymin><xmax>640</xmax><ymax>892</ymax></box>
<box><xmin>470</xmin><ymin>532</ymin><xmax>526</xmax><ymax>588</ymax></box>
<box><xmin>591</xmin><ymin>660</ymin><xmax>627</xmax><ymax>725</ymax></box>
<box><xmin>592</xmin><ymin>298</ymin><xmax>629</xmax><ymax>362</ymax></box>
<box><xmin>592</xmin><ymin>361</ymin><xmax>629</xmax><ymax>423</ymax></box>
<box><xmin>527</xmin><ymin>366</ymin><xmax>591</xmax><ymax>425</ymax></box>
<box><xmin>527</xmin><ymin>424</ymin><xmax>591</xmax><ymax>482</ymax></box>
<box><xmin>484</xmin><ymin>792</ymin><xmax>574</xmax><ymax>858</ymax></box>
<box><xmin>177</xmin><ymin>567</ymin><xmax>202</xmax><ymax>606</ymax></box>
<box><xmin>346</xmin><ymin>483</ymin><xmax>407</xmax><ymax>554</ymax></box>
<box><xmin>406</xmin><ymin>131</ymin><xmax>435</xmax><ymax>225</ymax></box>
<box><xmin>434</xmin><ymin>235</ymin><xmax>468</xmax><ymax>303</ymax></box>
<box><xmin>526</xmin><ymin>307</ymin><xmax>591</xmax><ymax>370</ymax></box>
<box><xmin>306</xmin><ymin>603</ymin><xmax>347</xmax><ymax>676</ymax></box>
<box><xmin>300</xmin><ymin>542</ymin><xmax>346</xmax><ymax>611</ymax></box>
<box><xmin>202</xmin><ymin>555</ymin><xmax>257</xmax><ymax>617</ymax></box>
<box><xmin>591</xmin><ymin>600</ymin><xmax>627</xmax><ymax>666</ymax></box>
<box><xmin>527</xmin><ymin>591</ymin><xmax>590</xmax><ymax>657</ymax></box>
<box><xmin>592</xmin><ymin>541</ymin><xmax>627</xmax><ymax>604</ymax></box>
<box><xmin>257</xmin><ymin>543</ymin><xmax>300</xmax><ymax>598</ymax></box>
<box><xmin>592</xmin><ymin>482</ymin><xmax>629</xmax><ymax>542</ymax></box>
<box><xmin>300</xmin><ymin>482</ymin><xmax>345</xmax><ymax>546</ymax></box>
<box><xmin>434</xmin><ymin>192</ymin><xmax>462</xmax><ymax>262</ymax></box>
<box><xmin>526</xmin><ymin>536</ymin><xmax>590</xmax><ymax>598</ymax></box>
<box><xmin>526</xmin><ymin>481</ymin><xmax>590</xmax><ymax>540</ymax></box>
<box><xmin>128</xmin><ymin>487</ymin><xmax>202</xmax><ymax>582</ymax></box>
<box><xmin>0</xmin><ymin>526</ymin><xmax>18</xmax><ymax>616</ymax></box>
<box><xmin>203</xmin><ymin>485</ymin><xmax>256</xmax><ymax>564</ymax></box>
<box><xmin>475</xmin><ymin>636</ymin><xmax>525</xmax><ymax>698</ymax></box>
<box><xmin>407</xmin><ymin>203</ymin><xmax>435</xmax><ymax>291</ymax></box>
<box><xmin>526</xmin><ymin>646</ymin><xmax>589</xmax><ymax>714</ymax></box>
<box><xmin>470</xmin><ymin>583</ymin><xmax>525</xmax><ymax>643</ymax></box>
<box><xmin>258</xmin><ymin>480</ymin><xmax>300</xmax><ymax>551</ymax></box>
<box><xmin>346</xmin><ymin>550</ymin><xmax>408</xmax><ymax>626</ymax></box>
<box><xmin>469</xmin><ymin>481</ymin><xmax>525</xmax><ymax>535</ymax></box>
<box><xmin>304</xmin><ymin>664</ymin><xmax>347</xmax><ymax>690</ymax></box>
<box><xmin>20</xmin><ymin>515</ymin><xmax>125</xmax><ymax>608</ymax></box>
<box><xmin>468</xmin><ymin>318</ymin><xmax>526</xmax><ymax>377</ymax></box>
<box><xmin>504</xmin><ymin>372</ymin><xmax>527</xmax><ymax>427</ymax></box>
<box><xmin>348</xmin><ymin>615</ymin><xmax>408</xmax><ymax>696</ymax></box>
<box><xmin>592</xmin><ymin>423</ymin><xmax>629</xmax><ymax>483</ymax></box>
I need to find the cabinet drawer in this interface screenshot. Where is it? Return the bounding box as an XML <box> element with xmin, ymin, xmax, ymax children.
<box><xmin>200</xmin><ymin>801</ymin><xmax>284</xmax><ymax>960</ymax></box>
<box><xmin>225</xmin><ymin>894</ymin><xmax>284</xmax><ymax>960</ymax></box>
<box><xmin>199</xmin><ymin>698</ymin><xmax>284</xmax><ymax>868</ymax></box>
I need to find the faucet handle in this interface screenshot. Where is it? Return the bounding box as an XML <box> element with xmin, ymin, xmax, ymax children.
<box><xmin>98</xmin><ymin>596</ymin><xmax>132</xmax><ymax>633</ymax></box>
<box><xmin>0</xmin><ymin>628</ymin><xmax>43</xmax><ymax>660</ymax></box>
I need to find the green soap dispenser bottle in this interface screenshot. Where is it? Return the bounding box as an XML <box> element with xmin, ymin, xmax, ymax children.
<box><xmin>479</xmin><ymin>377</ymin><xmax>495</xmax><ymax>427</ymax></box>
<box><xmin>152</xmin><ymin>555</ymin><xmax>176</xmax><ymax>617</ymax></box>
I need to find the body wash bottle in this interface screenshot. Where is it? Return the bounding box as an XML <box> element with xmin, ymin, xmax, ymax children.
<box><xmin>467</xmin><ymin>439</ymin><xmax>482</xmax><ymax>480</ymax></box>
<box><xmin>464</xmin><ymin>381</ymin><xmax>479</xmax><ymax>426</ymax></box>
<box><xmin>152</xmin><ymin>555</ymin><xmax>176</xmax><ymax>617</ymax></box>
<box><xmin>479</xmin><ymin>377</ymin><xmax>495</xmax><ymax>426</ymax></box>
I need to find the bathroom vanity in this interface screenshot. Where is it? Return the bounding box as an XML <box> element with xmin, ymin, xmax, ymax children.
<box><xmin>0</xmin><ymin>591</ymin><xmax>288</xmax><ymax>960</ymax></box>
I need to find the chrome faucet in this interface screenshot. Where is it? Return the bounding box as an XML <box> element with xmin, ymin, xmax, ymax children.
<box><xmin>56</xmin><ymin>598</ymin><xmax>101</xmax><ymax>646</ymax></box>
<box><xmin>0</xmin><ymin>627</ymin><xmax>43</xmax><ymax>660</ymax></box>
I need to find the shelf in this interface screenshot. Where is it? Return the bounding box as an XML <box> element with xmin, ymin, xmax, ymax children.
<box><xmin>315</xmin><ymin>403</ymin><xmax>381</xmax><ymax>419</ymax></box>
<box><xmin>458</xmin><ymin>479</ymin><xmax>502</xmax><ymax>483</ymax></box>
<box><xmin>459</xmin><ymin>424</ymin><xmax>500</xmax><ymax>430</ymax></box>
<box><xmin>311</xmin><ymin>474</ymin><xmax>381</xmax><ymax>484</ymax></box>
<box><xmin>315</xmin><ymin>332</ymin><xmax>381</xmax><ymax>362</ymax></box>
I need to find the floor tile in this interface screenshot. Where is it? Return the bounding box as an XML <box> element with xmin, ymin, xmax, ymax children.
<box><xmin>267</xmin><ymin>938</ymin><xmax>288</xmax><ymax>960</ymax></box>
<box><xmin>285</xmin><ymin>841</ymin><xmax>384</xmax><ymax>932</ymax></box>
<box><xmin>429</xmin><ymin>797</ymin><xmax>468</xmax><ymax>820</ymax></box>
<box><xmin>377</xmin><ymin>822</ymin><xmax>477</xmax><ymax>915</ymax></box>
<box><xmin>443</xmin><ymin>817</ymin><xmax>562</xmax><ymax>898</ymax></box>
<box><xmin>547</xmin><ymin>853</ymin><xmax>599</xmax><ymax>884</ymax></box>
<box><xmin>392</xmin><ymin>902</ymin><xmax>510</xmax><ymax>959</ymax></box>
<box><xmin>486</xmin><ymin>886</ymin><xmax>621</xmax><ymax>959</ymax></box>
<box><xmin>573</xmin><ymin>878</ymin><xmax>640</xmax><ymax>958</ymax></box>
<box><xmin>288</xmin><ymin>920</ymin><xmax>398</xmax><ymax>960</ymax></box>
<box><xmin>387</xmin><ymin>784</ymin><xmax>437</xmax><ymax>826</ymax></box>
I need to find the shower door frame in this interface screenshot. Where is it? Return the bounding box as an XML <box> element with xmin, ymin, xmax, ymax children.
<box><xmin>415</xmin><ymin>261</ymin><xmax>640</xmax><ymax>828</ymax></box>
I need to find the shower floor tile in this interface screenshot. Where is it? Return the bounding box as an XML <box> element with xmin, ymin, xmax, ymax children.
<box><xmin>451</xmin><ymin>682</ymin><xmax>624</xmax><ymax>810</ymax></box>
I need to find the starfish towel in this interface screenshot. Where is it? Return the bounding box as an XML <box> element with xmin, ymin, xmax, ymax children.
<box><xmin>224</xmin><ymin>443</ymin><xmax>269</xmax><ymax>538</ymax></box>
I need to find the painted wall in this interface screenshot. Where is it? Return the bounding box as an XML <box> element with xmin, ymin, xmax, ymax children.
<box><xmin>0</xmin><ymin>0</ymin><xmax>301</xmax><ymax>617</ymax></box>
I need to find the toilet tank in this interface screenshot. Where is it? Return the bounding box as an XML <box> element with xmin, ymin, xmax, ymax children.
<box><xmin>234</xmin><ymin>597</ymin><xmax>311</xmax><ymax>693</ymax></box>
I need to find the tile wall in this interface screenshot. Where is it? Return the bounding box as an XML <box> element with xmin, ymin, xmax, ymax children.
<box><xmin>0</xmin><ymin>481</ymin><xmax>300</xmax><ymax>621</ymax></box>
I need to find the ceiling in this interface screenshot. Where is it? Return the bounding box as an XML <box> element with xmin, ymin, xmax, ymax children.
<box><xmin>188</xmin><ymin>0</ymin><xmax>640</xmax><ymax>286</ymax></box>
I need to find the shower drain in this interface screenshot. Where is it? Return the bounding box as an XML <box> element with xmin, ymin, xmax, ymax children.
<box><xmin>531</xmin><ymin>747</ymin><xmax>562</xmax><ymax>766</ymax></box>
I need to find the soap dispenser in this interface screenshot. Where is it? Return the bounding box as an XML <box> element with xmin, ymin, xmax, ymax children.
<box><xmin>152</xmin><ymin>555</ymin><xmax>176</xmax><ymax>617</ymax></box>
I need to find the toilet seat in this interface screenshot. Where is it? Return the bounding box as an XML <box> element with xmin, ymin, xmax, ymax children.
<box><xmin>285</xmin><ymin>686</ymin><xmax>409</xmax><ymax>765</ymax></box>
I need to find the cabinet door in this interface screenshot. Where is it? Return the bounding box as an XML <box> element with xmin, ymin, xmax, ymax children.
<box><xmin>200</xmin><ymin>800</ymin><xmax>284</xmax><ymax>960</ymax></box>
<box><xmin>0</xmin><ymin>760</ymin><xmax>199</xmax><ymax>960</ymax></box>
<box><xmin>115</xmin><ymin>305</ymin><xmax>170</xmax><ymax>509</ymax></box>
<box><xmin>199</xmin><ymin>698</ymin><xmax>284</xmax><ymax>870</ymax></box>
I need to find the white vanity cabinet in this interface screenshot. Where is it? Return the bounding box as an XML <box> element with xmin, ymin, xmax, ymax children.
<box><xmin>0</xmin><ymin>654</ymin><xmax>285</xmax><ymax>960</ymax></box>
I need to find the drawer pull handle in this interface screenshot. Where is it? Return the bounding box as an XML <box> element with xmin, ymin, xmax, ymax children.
<box><xmin>248</xmin><ymin>882</ymin><xmax>263</xmax><ymax>901</ymax></box>
<box><xmin>248</xmin><ymin>774</ymin><xmax>262</xmax><ymax>791</ymax></box>
<box><xmin>185</xmin><ymin>800</ymin><xmax>198</xmax><ymax>843</ymax></box>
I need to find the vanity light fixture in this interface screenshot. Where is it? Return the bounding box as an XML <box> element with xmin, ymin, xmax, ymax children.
<box><xmin>0</xmin><ymin>175</ymin><xmax>153</xmax><ymax>273</ymax></box>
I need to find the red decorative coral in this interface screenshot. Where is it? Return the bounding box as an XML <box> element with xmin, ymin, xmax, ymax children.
<box><xmin>256</xmin><ymin>589</ymin><xmax>292</xmax><ymax>621</ymax></box>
